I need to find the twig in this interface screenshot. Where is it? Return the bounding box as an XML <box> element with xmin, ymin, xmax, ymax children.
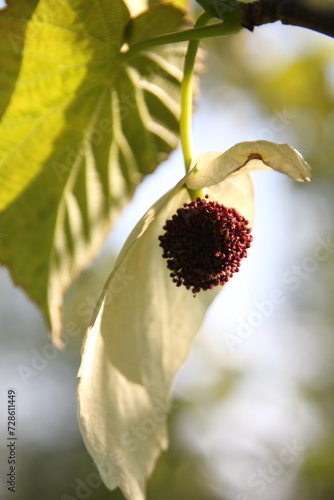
<box><xmin>242</xmin><ymin>0</ymin><xmax>334</xmax><ymax>39</ymax></box>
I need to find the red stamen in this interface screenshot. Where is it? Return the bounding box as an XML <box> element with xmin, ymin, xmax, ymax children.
<box><xmin>158</xmin><ymin>196</ymin><xmax>253</xmax><ymax>294</ymax></box>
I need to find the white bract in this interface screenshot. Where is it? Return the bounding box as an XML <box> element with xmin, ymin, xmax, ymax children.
<box><xmin>77</xmin><ymin>141</ymin><xmax>311</xmax><ymax>500</ymax></box>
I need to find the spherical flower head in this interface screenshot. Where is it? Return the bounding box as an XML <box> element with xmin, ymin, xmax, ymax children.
<box><xmin>159</xmin><ymin>195</ymin><xmax>253</xmax><ymax>294</ymax></box>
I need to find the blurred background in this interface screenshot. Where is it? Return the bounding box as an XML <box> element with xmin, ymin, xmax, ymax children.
<box><xmin>1</xmin><ymin>3</ymin><xmax>334</xmax><ymax>500</ymax></box>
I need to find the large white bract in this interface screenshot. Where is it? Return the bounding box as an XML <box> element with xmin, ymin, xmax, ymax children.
<box><xmin>77</xmin><ymin>141</ymin><xmax>311</xmax><ymax>500</ymax></box>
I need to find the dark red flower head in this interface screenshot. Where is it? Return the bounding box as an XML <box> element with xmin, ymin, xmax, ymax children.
<box><xmin>158</xmin><ymin>196</ymin><xmax>253</xmax><ymax>294</ymax></box>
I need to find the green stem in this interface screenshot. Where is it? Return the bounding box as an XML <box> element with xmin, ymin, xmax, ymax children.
<box><xmin>122</xmin><ymin>16</ymin><xmax>243</xmax><ymax>61</ymax></box>
<box><xmin>121</xmin><ymin>7</ymin><xmax>244</xmax><ymax>199</ymax></box>
<box><xmin>180</xmin><ymin>13</ymin><xmax>211</xmax><ymax>200</ymax></box>
<box><xmin>180</xmin><ymin>12</ymin><xmax>211</xmax><ymax>173</ymax></box>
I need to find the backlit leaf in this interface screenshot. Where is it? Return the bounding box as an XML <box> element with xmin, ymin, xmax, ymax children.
<box><xmin>0</xmin><ymin>0</ymin><xmax>189</xmax><ymax>345</ymax></box>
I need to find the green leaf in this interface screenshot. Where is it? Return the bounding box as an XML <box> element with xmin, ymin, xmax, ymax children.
<box><xmin>0</xmin><ymin>0</ymin><xmax>189</xmax><ymax>344</ymax></box>
<box><xmin>195</xmin><ymin>0</ymin><xmax>243</xmax><ymax>23</ymax></box>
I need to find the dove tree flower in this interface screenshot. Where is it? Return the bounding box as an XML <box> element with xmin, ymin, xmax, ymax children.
<box><xmin>78</xmin><ymin>140</ymin><xmax>311</xmax><ymax>500</ymax></box>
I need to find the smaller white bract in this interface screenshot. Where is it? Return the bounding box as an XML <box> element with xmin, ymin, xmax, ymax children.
<box><xmin>77</xmin><ymin>140</ymin><xmax>311</xmax><ymax>500</ymax></box>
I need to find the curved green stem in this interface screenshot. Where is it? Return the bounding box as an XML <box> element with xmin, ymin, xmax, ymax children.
<box><xmin>122</xmin><ymin>15</ymin><xmax>243</xmax><ymax>61</ymax></box>
<box><xmin>121</xmin><ymin>6</ymin><xmax>244</xmax><ymax>200</ymax></box>
<box><xmin>180</xmin><ymin>12</ymin><xmax>211</xmax><ymax>173</ymax></box>
<box><xmin>180</xmin><ymin>13</ymin><xmax>211</xmax><ymax>200</ymax></box>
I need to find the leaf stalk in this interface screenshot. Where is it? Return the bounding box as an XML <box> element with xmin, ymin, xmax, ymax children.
<box><xmin>122</xmin><ymin>13</ymin><xmax>243</xmax><ymax>60</ymax></box>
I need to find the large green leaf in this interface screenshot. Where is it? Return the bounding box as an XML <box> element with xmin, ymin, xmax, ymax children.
<box><xmin>0</xmin><ymin>0</ymin><xmax>188</xmax><ymax>345</ymax></box>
